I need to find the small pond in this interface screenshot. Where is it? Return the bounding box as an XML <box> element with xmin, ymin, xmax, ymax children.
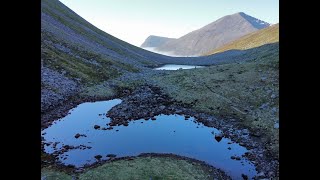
<box><xmin>42</xmin><ymin>99</ymin><xmax>257</xmax><ymax>179</ymax></box>
<box><xmin>154</xmin><ymin>64</ymin><xmax>204</xmax><ymax>70</ymax></box>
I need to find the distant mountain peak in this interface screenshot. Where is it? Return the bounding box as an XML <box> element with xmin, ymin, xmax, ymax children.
<box><xmin>237</xmin><ymin>12</ymin><xmax>246</xmax><ymax>15</ymax></box>
<box><xmin>153</xmin><ymin>12</ymin><xmax>270</xmax><ymax>56</ymax></box>
<box><xmin>140</xmin><ymin>35</ymin><xmax>176</xmax><ymax>48</ymax></box>
<box><xmin>237</xmin><ymin>12</ymin><xmax>270</xmax><ymax>29</ymax></box>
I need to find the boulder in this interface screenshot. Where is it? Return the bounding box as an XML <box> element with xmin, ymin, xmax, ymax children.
<box><xmin>94</xmin><ymin>155</ymin><xmax>102</xmax><ymax>160</ymax></box>
<box><xmin>74</xmin><ymin>133</ymin><xmax>80</xmax><ymax>138</ymax></box>
<box><xmin>215</xmin><ymin>132</ymin><xmax>223</xmax><ymax>142</ymax></box>
<box><xmin>106</xmin><ymin>154</ymin><xmax>117</xmax><ymax>158</ymax></box>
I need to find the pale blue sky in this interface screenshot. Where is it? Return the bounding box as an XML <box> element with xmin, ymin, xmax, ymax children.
<box><xmin>59</xmin><ymin>0</ymin><xmax>279</xmax><ymax>46</ymax></box>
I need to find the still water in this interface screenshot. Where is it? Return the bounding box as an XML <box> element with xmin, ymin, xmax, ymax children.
<box><xmin>42</xmin><ymin>99</ymin><xmax>257</xmax><ymax>179</ymax></box>
<box><xmin>154</xmin><ymin>64</ymin><xmax>204</xmax><ymax>70</ymax></box>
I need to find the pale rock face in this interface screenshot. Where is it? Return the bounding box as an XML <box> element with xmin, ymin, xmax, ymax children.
<box><xmin>140</xmin><ymin>35</ymin><xmax>176</xmax><ymax>48</ymax></box>
<box><xmin>155</xmin><ymin>12</ymin><xmax>270</xmax><ymax>56</ymax></box>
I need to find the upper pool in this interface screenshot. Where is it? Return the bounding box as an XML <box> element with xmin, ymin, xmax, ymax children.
<box><xmin>42</xmin><ymin>99</ymin><xmax>257</xmax><ymax>179</ymax></box>
<box><xmin>154</xmin><ymin>64</ymin><xmax>204</xmax><ymax>70</ymax></box>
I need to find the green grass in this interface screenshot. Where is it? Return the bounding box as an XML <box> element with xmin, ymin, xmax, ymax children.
<box><xmin>42</xmin><ymin>30</ymin><xmax>140</xmax><ymax>86</ymax></box>
<box><xmin>41</xmin><ymin>168</ymin><xmax>73</xmax><ymax>180</ymax></box>
<box><xmin>80</xmin><ymin>157</ymin><xmax>214</xmax><ymax>180</ymax></box>
<box><xmin>152</xmin><ymin>45</ymin><xmax>279</xmax><ymax>157</ymax></box>
<box><xmin>42</xmin><ymin>156</ymin><xmax>223</xmax><ymax>180</ymax></box>
<box><xmin>80</xmin><ymin>83</ymin><xmax>116</xmax><ymax>98</ymax></box>
<box><xmin>205</xmin><ymin>24</ymin><xmax>279</xmax><ymax>55</ymax></box>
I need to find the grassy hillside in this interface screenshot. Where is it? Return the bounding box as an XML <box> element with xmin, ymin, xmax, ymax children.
<box><xmin>41</xmin><ymin>0</ymin><xmax>165</xmax><ymax>113</ymax></box>
<box><xmin>205</xmin><ymin>24</ymin><xmax>279</xmax><ymax>55</ymax></box>
<box><xmin>151</xmin><ymin>43</ymin><xmax>279</xmax><ymax>158</ymax></box>
<box><xmin>41</xmin><ymin>0</ymin><xmax>161</xmax><ymax>85</ymax></box>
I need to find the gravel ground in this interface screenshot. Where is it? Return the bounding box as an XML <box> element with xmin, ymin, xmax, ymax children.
<box><xmin>41</xmin><ymin>66</ymin><xmax>79</xmax><ymax>113</ymax></box>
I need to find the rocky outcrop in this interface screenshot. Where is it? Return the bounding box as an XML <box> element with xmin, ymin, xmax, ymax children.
<box><xmin>41</xmin><ymin>66</ymin><xmax>79</xmax><ymax>113</ymax></box>
<box><xmin>107</xmin><ymin>85</ymin><xmax>177</xmax><ymax>126</ymax></box>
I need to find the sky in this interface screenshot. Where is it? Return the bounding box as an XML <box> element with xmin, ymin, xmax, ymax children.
<box><xmin>59</xmin><ymin>0</ymin><xmax>279</xmax><ymax>47</ymax></box>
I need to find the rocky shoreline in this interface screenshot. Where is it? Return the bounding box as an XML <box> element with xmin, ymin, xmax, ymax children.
<box><xmin>41</xmin><ymin>95</ymin><xmax>118</xmax><ymax>129</ymax></box>
<box><xmin>41</xmin><ymin>84</ymin><xmax>278</xmax><ymax>179</ymax></box>
<box><xmin>106</xmin><ymin>85</ymin><xmax>278</xmax><ymax>179</ymax></box>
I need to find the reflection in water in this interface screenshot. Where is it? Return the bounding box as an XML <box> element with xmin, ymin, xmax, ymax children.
<box><xmin>154</xmin><ymin>64</ymin><xmax>204</xmax><ymax>70</ymax></box>
<box><xmin>42</xmin><ymin>99</ymin><xmax>257</xmax><ymax>179</ymax></box>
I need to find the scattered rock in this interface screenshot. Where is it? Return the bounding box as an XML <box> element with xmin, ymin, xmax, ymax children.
<box><xmin>74</xmin><ymin>168</ymin><xmax>84</xmax><ymax>173</ymax></box>
<box><xmin>94</xmin><ymin>125</ymin><xmax>100</xmax><ymax>129</ymax></box>
<box><xmin>94</xmin><ymin>155</ymin><xmax>102</xmax><ymax>160</ymax></box>
<box><xmin>106</xmin><ymin>154</ymin><xmax>117</xmax><ymax>158</ymax></box>
<box><xmin>250</xmin><ymin>131</ymin><xmax>262</xmax><ymax>137</ymax></box>
<box><xmin>268</xmin><ymin>171</ymin><xmax>275</xmax><ymax>177</ymax></box>
<box><xmin>122</xmin><ymin>89</ymin><xmax>130</xmax><ymax>95</ymax></box>
<box><xmin>257</xmin><ymin>172</ymin><xmax>266</xmax><ymax>178</ymax></box>
<box><xmin>151</xmin><ymin>117</ymin><xmax>156</xmax><ymax>120</ymax></box>
<box><xmin>74</xmin><ymin>133</ymin><xmax>81</xmax><ymax>138</ymax></box>
<box><xmin>67</xmin><ymin>164</ymin><xmax>75</xmax><ymax>168</ymax></box>
<box><xmin>159</xmin><ymin>105</ymin><xmax>166</xmax><ymax>110</ymax></box>
<box><xmin>259</xmin><ymin>154</ymin><xmax>263</xmax><ymax>158</ymax></box>
<box><xmin>214</xmin><ymin>132</ymin><xmax>223</xmax><ymax>142</ymax></box>
<box><xmin>259</xmin><ymin>103</ymin><xmax>269</xmax><ymax>110</ymax></box>
<box><xmin>231</xmin><ymin>156</ymin><xmax>236</xmax><ymax>160</ymax></box>
<box><xmin>228</xmin><ymin>147</ymin><xmax>231</xmax><ymax>150</ymax></box>
<box><xmin>241</xmin><ymin>174</ymin><xmax>248</xmax><ymax>180</ymax></box>
<box><xmin>260</xmin><ymin>77</ymin><xmax>267</xmax><ymax>82</ymax></box>
<box><xmin>271</xmin><ymin>107</ymin><xmax>277</xmax><ymax>113</ymax></box>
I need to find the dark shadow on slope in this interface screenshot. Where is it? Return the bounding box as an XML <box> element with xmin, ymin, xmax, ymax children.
<box><xmin>42</xmin><ymin>0</ymin><xmax>278</xmax><ymax>71</ymax></box>
<box><xmin>151</xmin><ymin>42</ymin><xmax>279</xmax><ymax>66</ymax></box>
